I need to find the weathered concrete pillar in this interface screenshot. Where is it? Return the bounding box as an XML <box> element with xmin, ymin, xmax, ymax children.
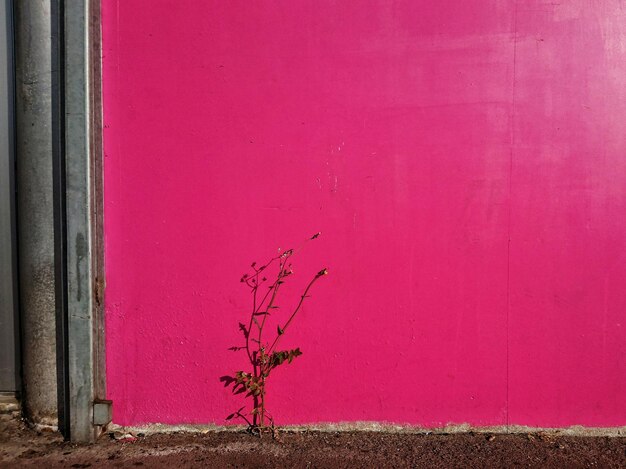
<box><xmin>13</xmin><ymin>0</ymin><xmax>58</xmax><ymax>427</ymax></box>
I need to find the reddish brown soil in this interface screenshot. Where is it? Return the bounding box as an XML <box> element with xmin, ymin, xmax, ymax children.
<box><xmin>2</xmin><ymin>417</ymin><xmax>625</xmax><ymax>468</ymax></box>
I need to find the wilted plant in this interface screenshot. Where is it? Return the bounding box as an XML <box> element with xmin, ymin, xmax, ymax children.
<box><xmin>220</xmin><ymin>233</ymin><xmax>328</xmax><ymax>437</ymax></box>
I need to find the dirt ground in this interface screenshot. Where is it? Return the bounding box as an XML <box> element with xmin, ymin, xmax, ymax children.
<box><xmin>1</xmin><ymin>417</ymin><xmax>626</xmax><ymax>468</ymax></box>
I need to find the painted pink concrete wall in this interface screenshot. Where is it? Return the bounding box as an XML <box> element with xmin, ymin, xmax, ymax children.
<box><xmin>102</xmin><ymin>0</ymin><xmax>626</xmax><ymax>427</ymax></box>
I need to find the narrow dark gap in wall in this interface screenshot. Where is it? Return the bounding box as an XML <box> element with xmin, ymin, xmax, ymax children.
<box><xmin>51</xmin><ymin>0</ymin><xmax>70</xmax><ymax>439</ymax></box>
<box><xmin>4</xmin><ymin>0</ymin><xmax>21</xmax><ymax>397</ymax></box>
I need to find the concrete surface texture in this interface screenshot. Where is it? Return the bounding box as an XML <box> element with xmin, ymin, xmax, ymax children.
<box><xmin>101</xmin><ymin>0</ymin><xmax>626</xmax><ymax>427</ymax></box>
<box><xmin>13</xmin><ymin>0</ymin><xmax>58</xmax><ymax>426</ymax></box>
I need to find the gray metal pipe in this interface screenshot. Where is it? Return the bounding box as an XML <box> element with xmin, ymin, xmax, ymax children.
<box><xmin>13</xmin><ymin>0</ymin><xmax>58</xmax><ymax>427</ymax></box>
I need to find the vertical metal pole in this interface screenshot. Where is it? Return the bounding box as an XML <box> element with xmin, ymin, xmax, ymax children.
<box><xmin>13</xmin><ymin>0</ymin><xmax>59</xmax><ymax>428</ymax></box>
<box><xmin>64</xmin><ymin>0</ymin><xmax>106</xmax><ymax>442</ymax></box>
<box><xmin>13</xmin><ymin>0</ymin><xmax>105</xmax><ymax>441</ymax></box>
<box><xmin>64</xmin><ymin>0</ymin><xmax>93</xmax><ymax>441</ymax></box>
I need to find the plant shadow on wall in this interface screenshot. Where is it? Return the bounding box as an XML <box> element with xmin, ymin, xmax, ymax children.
<box><xmin>220</xmin><ymin>233</ymin><xmax>328</xmax><ymax>438</ymax></box>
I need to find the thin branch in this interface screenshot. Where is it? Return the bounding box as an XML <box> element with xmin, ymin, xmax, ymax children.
<box><xmin>267</xmin><ymin>268</ymin><xmax>328</xmax><ymax>357</ymax></box>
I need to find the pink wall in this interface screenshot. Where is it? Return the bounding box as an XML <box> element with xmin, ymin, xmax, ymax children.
<box><xmin>102</xmin><ymin>0</ymin><xmax>626</xmax><ymax>427</ymax></box>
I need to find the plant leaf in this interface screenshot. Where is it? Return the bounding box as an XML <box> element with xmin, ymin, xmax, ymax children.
<box><xmin>238</xmin><ymin>323</ymin><xmax>249</xmax><ymax>339</ymax></box>
<box><xmin>219</xmin><ymin>375</ymin><xmax>236</xmax><ymax>387</ymax></box>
